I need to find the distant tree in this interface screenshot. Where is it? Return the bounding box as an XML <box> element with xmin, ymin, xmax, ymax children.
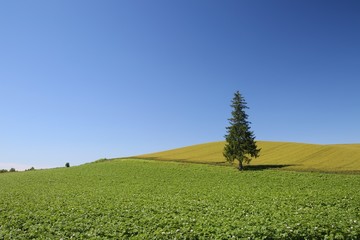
<box><xmin>0</xmin><ymin>169</ymin><xmax>8</xmax><ymax>174</ymax></box>
<box><xmin>224</xmin><ymin>91</ymin><xmax>261</xmax><ymax>170</ymax></box>
<box><xmin>65</xmin><ymin>162</ymin><xmax>70</xmax><ymax>168</ymax></box>
<box><xmin>9</xmin><ymin>168</ymin><xmax>16</xmax><ymax>172</ymax></box>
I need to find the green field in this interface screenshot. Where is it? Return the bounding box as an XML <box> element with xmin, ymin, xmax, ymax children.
<box><xmin>1</xmin><ymin>158</ymin><xmax>360</xmax><ymax>239</ymax></box>
<box><xmin>136</xmin><ymin>141</ymin><xmax>360</xmax><ymax>172</ymax></box>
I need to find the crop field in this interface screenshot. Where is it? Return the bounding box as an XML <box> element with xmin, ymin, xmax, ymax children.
<box><xmin>136</xmin><ymin>141</ymin><xmax>360</xmax><ymax>172</ymax></box>
<box><xmin>1</xmin><ymin>159</ymin><xmax>360</xmax><ymax>239</ymax></box>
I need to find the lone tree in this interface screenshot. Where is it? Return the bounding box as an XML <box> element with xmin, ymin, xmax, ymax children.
<box><xmin>224</xmin><ymin>91</ymin><xmax>260</xmax><ymax>170</ymax></box>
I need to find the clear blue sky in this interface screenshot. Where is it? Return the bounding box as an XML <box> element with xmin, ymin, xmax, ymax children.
<box><xmin>1</xmin><ymin>0</ymin><xmax>359</xmax><ymax>170</ymax></box>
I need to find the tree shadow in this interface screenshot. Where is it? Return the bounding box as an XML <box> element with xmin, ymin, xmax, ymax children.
<box><xmin>243</xmin><ymin>164</ymin><xmax>295</xmax><ymax>171</ymax></box>
<box><xmin>129</xmin><ymin>157</ymin><xmax>297</xmax><ymax>171</ymax></box>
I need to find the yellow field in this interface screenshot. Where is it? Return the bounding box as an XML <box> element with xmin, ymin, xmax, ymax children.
<box><xmin>135</xmin><ymin>141</ymin><xmax>360</xmax><ymax>172</ymax></box>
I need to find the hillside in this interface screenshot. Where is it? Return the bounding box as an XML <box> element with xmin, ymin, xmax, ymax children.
<box><xmin>135</xmin><ymin>141</ymin><xmax>360</xmax><ymax>172</ymax></box>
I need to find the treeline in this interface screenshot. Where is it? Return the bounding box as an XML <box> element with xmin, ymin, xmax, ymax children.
<box><xmin>0</xmin><ymin>167</ymin><xmax>35</xmax><ymax>174</ymax></box>
<box><xmin>0</xmin><ymin>168</ymin><xmax>16</xmax><ymax>173</ymax></box>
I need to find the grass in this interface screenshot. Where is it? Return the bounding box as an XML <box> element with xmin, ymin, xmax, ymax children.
<box><xmin>1</xmin><ymin>159</ymin><xmax>360</xmax><ymax>239</ymax></box>
<box><xmin>135</xmin><ymin>141</ymin><xmax>360</xmax><ymax>172</ymax></box>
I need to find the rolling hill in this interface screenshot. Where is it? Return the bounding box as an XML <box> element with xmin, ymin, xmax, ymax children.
<box><xmin>135</xmin><ymin>141</ymin><xmax>360</xmax><ymax>172</ymax></box>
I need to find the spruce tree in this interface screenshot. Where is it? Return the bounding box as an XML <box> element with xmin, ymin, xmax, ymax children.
<box><xmin>224</xmin><ymin>91</ymin><xmax>260</xmax><ymax>170</ymax></box>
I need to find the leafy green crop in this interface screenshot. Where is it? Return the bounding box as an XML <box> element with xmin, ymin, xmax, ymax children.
<box><xmin>1</xmin><ymin>159</ymin><xmax>359</xmax><ymax>239</ymax></box>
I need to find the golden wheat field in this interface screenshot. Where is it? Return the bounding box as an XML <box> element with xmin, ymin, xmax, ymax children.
<box><xmin>135</xmin><ymin>141</ymin><xmax>360</xmax><ymax>172</ymax></box>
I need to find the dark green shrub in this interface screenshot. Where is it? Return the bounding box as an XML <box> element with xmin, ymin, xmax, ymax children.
<box><xmin>9</xmin><ymin>168</ymin><xmax>16</xmax><ymax>172</ymax></box>
<box><xmin>65</xmin><ymin>162</ymin><xmax>70</xmax><ymax>168</ymax></box>
<box><xmin>95</xmin><ymin>158</ymin><xmax>108</xmax><ymax>163</ymax></box>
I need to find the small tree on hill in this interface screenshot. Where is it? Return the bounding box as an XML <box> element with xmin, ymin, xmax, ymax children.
<box><xmin>224</xmin><ymin>91</ymin><xmax>260</xmax><ymax>170</ymax></box>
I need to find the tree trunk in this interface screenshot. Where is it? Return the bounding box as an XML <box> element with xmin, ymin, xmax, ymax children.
<box><xmin>238</xmin><ymin>161</ymin><xmax>244</xmax><ymax>171</ymax></box>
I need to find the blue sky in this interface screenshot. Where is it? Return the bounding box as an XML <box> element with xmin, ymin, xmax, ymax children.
<box><xmin>1</xmin><ymin>0</ymin><xmax>359</xmax><ymax>170</ymax></box>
